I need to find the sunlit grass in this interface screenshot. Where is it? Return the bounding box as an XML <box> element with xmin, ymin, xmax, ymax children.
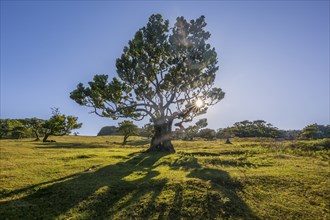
<box><xmin>0</xmin><ymin>136</ymin><xmax>329</xmax><ymax>219</ymax></box>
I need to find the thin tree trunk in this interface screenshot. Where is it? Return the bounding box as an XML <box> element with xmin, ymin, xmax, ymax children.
<box><xmin>147</xmin><ymin>120</ymin><xmax>175</xmax><ymax>153</ymax></box>
<box><xmin>43</xmin><ymin>133</ymin><xmax>50</xmax><ymax>142</ymax></box>
<box><xmin>34</xmin><ymin>131</ymin><xmax>40</xmax><ymax>141</ymax></box>
<box><xmin>122</xmin><ymin>135</ymin><xmax>129</xmax><ymax>145</ymax></box>
<box><xmin>225</xmin><ymin>137</ymin><xmax>232</xmax><ymax>144</ymax></box>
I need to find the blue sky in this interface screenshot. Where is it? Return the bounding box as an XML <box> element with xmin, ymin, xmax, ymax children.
<box><xmin>1</xmin><ymin>1</ymin><xmax>329</xmax><ymax>135</ymax></box>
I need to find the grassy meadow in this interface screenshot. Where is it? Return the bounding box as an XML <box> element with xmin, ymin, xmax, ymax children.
<box><xmin>0</xmin><ymin>136</ymin><xmax>329</xmax><ymax>219</ymax></box>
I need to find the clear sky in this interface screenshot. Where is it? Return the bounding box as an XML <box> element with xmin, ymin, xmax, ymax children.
<box><xmin>1</xmin><ymin>1</ymin><xmax>329</xmax><ymax>136</ymax></box>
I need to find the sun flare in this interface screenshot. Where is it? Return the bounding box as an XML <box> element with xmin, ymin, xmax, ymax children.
<box><xmin>195</xmin><ymin>98</ymin><xmax>204</xmax><ymax>108</ymax></box>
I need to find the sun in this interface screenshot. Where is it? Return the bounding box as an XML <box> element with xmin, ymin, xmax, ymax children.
<box><xmin>195</xmin><ymin>98</ymin><xmax>204</xmax><ymax>108</ymax></box>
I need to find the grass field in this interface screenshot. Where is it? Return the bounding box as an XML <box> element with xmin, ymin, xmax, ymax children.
<box><xmin>0</xmin><ymin>136</ymin><xmax>329</xmax><ymax>219</ymax></box>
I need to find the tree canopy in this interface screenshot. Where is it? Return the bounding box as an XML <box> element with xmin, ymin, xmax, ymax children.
<box><xmin>184</xmin><ymin>118</ymin><xmax>208</xmax><ymax>140</ymax></box>
<box><xmin>42</xmin><ymin>108</ymin><xmax>82</xmax><ymax>142</ymax></box>
<box><xmin>300</xmin><ymin>124</ymin><xmax>330</xmax><ymax>139</ymax></box>
<box><xmin>218</xmin><ymin>120</ymin><xmax>281</xmax><ymax>138</ymax></box>
<box><xmin>0</xmin><ymin>119</ymin><xmax>30</xmax><ymax>139</ymax></box>
<box><xmin>21</xmin><ymin>118</ymin><xmax>45</xmax><ymax>141</ymax></box>
<box><xmin>118</xmin><ymin>120</ymin><xmax>138</xmax><ymax>145</ymax></box>
<box><xmin>70</xmin><ymin>14</ymin><xmax>224</xmax><ymax>152</ymax></box>
<box><xmin>198</xmin><ymin>128</ymin><xmax>216</xmax><ymax>140</ymax></box>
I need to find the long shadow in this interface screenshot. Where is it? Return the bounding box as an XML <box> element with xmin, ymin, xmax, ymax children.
<box><xmin>37</xmin><ymin>139</ymin><xmax>150</xmax><ymax>149</ymax></box>
<box><xmin>159</xmin><ymin>152</ymin><xmax>259</xmax><ymax>219</ymax></box>
<box><xmin>187</xmin><ymin>168</ymin><xmax>260</xmax><ymax>219</ymax></box>
<box><xmin>0</xmin><ymin>152</ymin><xmax>167</xmax><ymax>219</ymax></box>
<box><xmin>1</xmin><ymin>150</ymin><xmax>260</xmax><ymax>219</ymax></box>
<box><xmin>36</xmin><ymin>142</ymin><xmax>112</xmax><ymax>149</ymax></box>
<box><xmin>0</xmin><ymin>172</ymin><xmax>82</xmax><ymax>199</ymax></box>
<box><xmin>180</xmin><ymin>150</ymin><xmax>247</xmax><ymax>157</ymax></box>
<box><xmin>168</xmin><ymin>184</ymin><xmax>183</xmax><ymax>219</ymax></box>
<box><xmin>185</xmin><ymin>152</ymin><xmax>222</xmax><ymax>156</ymax></box>
<box><xmin>206</xmin><ymin>158</ymin><xmax>259</xmax><ymax>168</ymax></box>
<box><xmin>125</xmin><ymin>139</ymin><xmax>150</xmax><ymax>146</ymax></box>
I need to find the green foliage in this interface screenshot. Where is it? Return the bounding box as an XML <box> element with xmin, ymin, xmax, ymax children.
<box><xmin>278</xmin><ymin>129</ymin><xmax>301</xmax><ymax>140</ymax></box>
<box><xmin>1</xmin><ymin>116</ymin><xmax>80</xmax><ymax>141</ymax></box>
<box><xmin>184</xmin><ymin>118</ymin><xmax>208</xmax><ymax>140</ymax></box>
<box><xmin>21</xmin><ymin>118</ymin><xmax>45</xmax><ymax>141</ymax></box>
<box><xmin>300</xmin><ymin>123</ymin><xmax>330</xmax><ymax>139</ymax></box>
<box><xmin>0</xmin><ymin>119</ymin><xmax>11</xmax><ymax>138</ymax></box>
<box><xmin>10</xmin><ymin>120</ymin><xmax>27</xmax><ymax>139</ymax></box>
<box><xmin>118</xmin><ymin>120</ymin><xmax>138</xmax><ymax>145</ymax></box>
<box><xmin>218</xmin><ymin>120</ymin><xmax>281</xmax><ymax>138</ymax></box>
<box><xmin>0</xmin><ymin>119</ymin><xmax>30</xmax><ymax>139</ymax></box>
<box><xmin>70</xmin><ymin>14</ymin><xmax>224</xmax><ymax>148</ymax></box>
<box><xmin>198</xmin><ymin>128</ymin><xmax>216</xmax><ymax>140</ymax></box>
<box><xmin>42</xmin><ymin>108</ymin><xmax>82</xmax><ymax>142</ymax></box>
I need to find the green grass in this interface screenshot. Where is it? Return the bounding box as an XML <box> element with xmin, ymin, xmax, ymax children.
<box><xmin>0</xmin><ymin>136</ymin><xmax>329</xmax><ymax>219</ymax></box>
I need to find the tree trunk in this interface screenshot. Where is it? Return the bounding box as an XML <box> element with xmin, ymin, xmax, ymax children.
<box><xmin>43</xmin><ymin>133</ymin><xmax>50</xmax><ymax>142</ymax></box>
<box><xmin>34</xmin><ymin>131</ymin><xmax>40</xmax><ymax>141</ymax></box>
<box><xmin>225</xmin><ymin>137</ymin><xmax>232</xmax><ymax>144</ymax></box>
<box><xmin>147</xmin><ymin>120</ymin><xmax>175</xmax><ymax>153</ymax></box>
<box><xmin>122</xmin><ymin>135</ymin><xmax>128</xmax><ymax>145</ymax></box>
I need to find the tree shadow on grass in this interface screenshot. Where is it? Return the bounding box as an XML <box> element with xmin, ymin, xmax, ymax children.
<box><xmin>125</xmin><ymin>138</ymin><xmax>150</xmax><ymax>146</ymax></box>
<box><xmin>185</xmin><ymin>151</ymin><xmax>222</xmax><ymax>156</ymax></box>
<box><xmin>107</xmin><ymin>139</ymin><xmax>150</xmax><ymax>147</ymax></box>
<box><xmin>161</xmin><ymin>153</ymin><xmax>260</xmax><ymax>219</ymax></box>
<box><xmin>1</xmin><ymin>150</ymin><xmax>260</xmax><ymax>219</ymax></box>
<box><xmin>36</xmin><ymin>139</ymin><xmax>151</xmax><ymax>149</ymax></box>
<box><xmin>180</xmin><ymin>150</ymin><xmax>247</xmax><ymax>157</ymax></box>
<box><xmin>167</xmin><ymin>184</ymin><xmax>183</xmax><ymax>219</ymax></box>
<box><xmin>187</xmin><ymin>168</ymin><xmax>260</xmax><ymax>219</ymax></box>
<box><xmin>0</xmin><ymin>172</ymin><xmax>83</xmax><ymax>199</ymax></box>
<box><xmin>35</xmin><ymin>142</ymin><xmax>112</xmax><ymax>149</ymax></box>
<box><xmin>0</xmin><ymin>152</ymin><xmax>167</xmax><ymax>219</ymax></box>
<box><xmin>36</xmin><ymin>141</ymin><xmax>130</xmax><ymax>149</ymax></box>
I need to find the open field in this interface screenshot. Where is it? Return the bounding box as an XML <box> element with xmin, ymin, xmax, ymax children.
<box><xmin>0</xmin><ymin>136</ymin><xmax>329</xmax><ymax>219</ymax></box>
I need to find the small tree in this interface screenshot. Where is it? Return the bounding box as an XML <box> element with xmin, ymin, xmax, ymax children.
<box><xmin>11</xmin><ymin>121</ymin><xmax>27</xmax><ymax>139</ymax></box>
<box><xmin>21</xmin><ymin>118</ymin><xmax>45</xmax><ymax>141</ymax></box>
<box><xmin>118</xmin><ymin>120</ymin><xmax>138</xmax><ymax>145</ymax></box>
<box><xmin>198</xmin><ymin>128</ymin><xmax>216</xmax><ymax>140</ymax></box>
<box><xmin>184</xmin><ymin>118</ymin><xmax>208</xmax><ymax>140</ymax></box>
<box><xmin>42</xmin><ymin>108</ymin><xmax>82</xmax><ymax>142</ymax></box>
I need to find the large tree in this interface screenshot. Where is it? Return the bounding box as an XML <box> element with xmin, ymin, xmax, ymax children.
<box><xmin>70</xmin><ymin>14</ymin><xmax>224</xmax><ymax>153</ymax></box>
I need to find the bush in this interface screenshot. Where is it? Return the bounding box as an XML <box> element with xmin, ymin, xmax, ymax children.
<box><xmin>198</xmin><ymin>128</ymin><xmax>216</xmax><ymax>140</ymax></box>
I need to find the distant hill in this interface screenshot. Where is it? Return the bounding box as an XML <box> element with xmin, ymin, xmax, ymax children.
<box><xmin>97</xmin><ymin>126</ymin><xmax>119</xmax><ymax>136</ymax></box>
